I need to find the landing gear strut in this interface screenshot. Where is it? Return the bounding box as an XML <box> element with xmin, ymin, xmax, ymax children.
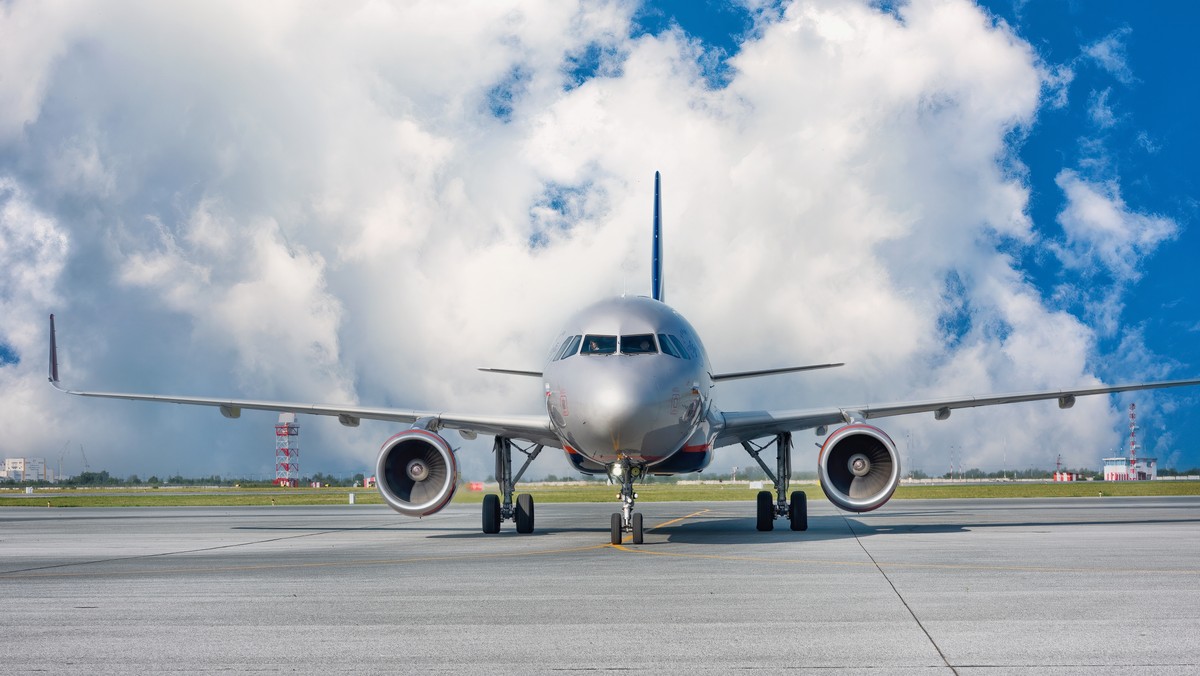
<box><xmin>482</xmin><ymin>437</ymin><xmax>543</xmax><ymax>534</ymax></box>
<box><xmin>608</xmin><ymin>458</ymin><xmax>645</xmax><ymax>545</ymax></box>
<box><xmin>741</xmin><ymin>432</ymin><xmax>807</xmax><ymax>532</ymax></box>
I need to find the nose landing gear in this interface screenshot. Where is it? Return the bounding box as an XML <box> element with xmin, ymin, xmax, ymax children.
<box><xmin>608</xmin><ymin>459</ymin><xmax>645</xmax><ymax>545</ymax></box>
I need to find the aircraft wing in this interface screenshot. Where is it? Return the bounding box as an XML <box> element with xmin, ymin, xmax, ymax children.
<box><xmin>50</xmin><ymin>384</ymin><xmax>560</xmax><ymax>447</ymax></box>
<box><xmin>714</xmin><ymin>378</ymin><xmax>1200</xmax><ymax>447</ymax></box>
<box><xmin>47</xmin><ymin>316</ymin><xmax>558</xmax><ymax>448</ymax></box>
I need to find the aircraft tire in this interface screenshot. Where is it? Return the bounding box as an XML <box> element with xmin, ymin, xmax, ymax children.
<box><xmin>515</xmin><ymin>493</ymin><xmax>535</xmax><ymax>534</ymax></box>
<box><xmin>632</xmin><ymin>512</ymin><xmax>644</xmax><ymax>544</ymax></box>
<box><xmin>756</xmin><ymin>491</ymin><xmax>774</xmax><ymax>532</ymax></box>
<box><xmin>482</xmin><ymin>494</ymin><xmax>501</xmax><ymax>534</ymax></box>
<box><xmin>610</xmin><ymin>513</ymin><xmax>623</xmax><ymax>545</ymax></box>
<box><xmin>789</xmin><ymin>491</ymin><xmax>808</xmax><ymax>531</ymax></box>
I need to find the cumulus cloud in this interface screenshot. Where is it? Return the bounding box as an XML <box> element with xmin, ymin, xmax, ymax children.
<box><xmin>0</xmin><ymin>0</ymin><xmax>1180</xmax><ymax>479</ymax></box>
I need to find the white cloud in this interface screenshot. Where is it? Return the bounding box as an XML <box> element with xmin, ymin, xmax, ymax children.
<box><xmin>1087</xmin><ymin>87</ymin><xmax>1118</xmax><ymax>128</ymax></box>
<box><xmin>1083</xmin><ymin>25</ymin><xmax>1136</xmax><ymax>85</ymax></box>
<box><xmin>0</xmin><ymin>0</ymin><xmax>1176</xmax><ymax>479</ymax></box>
<box><xmin>1042</xmin><ymin>63</ymin><xmax>1074</xmax><ymax>109</ymax></box>
<box><xmin>1135</xmin><ymin>130</ymin><xmax>1161</xmax><ymax>154</ymax></box>
<box><xmin>0</xmin><ymin>2</ymin><xmax>82</xmax><ymax>141</ymax></box>
<box><xmin>1052</xmin><ymin>169</ymin><xmax>1178</xmax><ymax>282</ymax></box>
<box><xmin>0</xmin><ymin>178</ymin><xmax>78</xmax><ymax>463</ymax></box>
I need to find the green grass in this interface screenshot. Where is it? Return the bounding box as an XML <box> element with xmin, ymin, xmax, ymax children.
<box><xmin>2</xmin><ymin>479</ymin><xmax>1198</xmax><ymax>508</ymax></box>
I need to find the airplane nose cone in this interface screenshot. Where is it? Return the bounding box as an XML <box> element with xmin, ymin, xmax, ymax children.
<box><xmin>593</xmin><ymin>385</ymin><xmax>637</xmax><ymax>429</ymax></box>
<box><xmin>561</xmin><ymin>362</ymin><xmax>692</xmax><ymax>461</ymax></box>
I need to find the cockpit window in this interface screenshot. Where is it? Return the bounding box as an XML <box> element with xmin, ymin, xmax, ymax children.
<box><xmin>620</xmin><ymin>334</ymin><xmax>657</xmax><ymax>355</ymax></box>
<box><xmin>565</xmin><ymin>335</ymin><xmax>582</xmax><ymax>358</ymax></box>
<box><xmin>581</xmin><ymin>335</ymin><xmax>617</xmax><ymax>355</ymax></box>
<box><xmin>658</xmin><ymin>333</ymin><xmax>682</xmax><ymax>359</ymax></box>
<box><xmin>665</xmin><ymin>334</ymin><xmax>691</xmax><ymax>360</ymax></box>
<box><xmin>554</xmin><ymin>335</ymin><xmax>582</xmax><ymax>360</ymax></box>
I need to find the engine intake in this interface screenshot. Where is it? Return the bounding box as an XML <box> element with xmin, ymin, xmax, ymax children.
<box><xmin>818</xmin><ymin>424</ymin><xmax>900</xmax><ymax>512</ymax></box>
<box><xmin>376</xmin><ymin>429</ymin><xmax>459</xmax><ymax>517</ymax></box>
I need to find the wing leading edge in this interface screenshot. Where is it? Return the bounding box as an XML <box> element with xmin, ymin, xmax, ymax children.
<box><xmin>47</xmin><ymin>315</ymin><xmax>558</xmax><ymax>448</ymax></box>
<box><xmin>714</xmin><ymin>378</ymin><xmax>1200</xmax><ymax>447</ymax></box>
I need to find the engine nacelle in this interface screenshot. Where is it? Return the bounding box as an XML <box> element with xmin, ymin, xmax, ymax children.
<box><xmin>818</xmin><ymin>424</ymin><xmax>901</xmax><ymax>513</ymax></box>
<box><xmin>376</xmin><ymin>429</ymin><xmax>459</xmax><ymax>517</ymax></box>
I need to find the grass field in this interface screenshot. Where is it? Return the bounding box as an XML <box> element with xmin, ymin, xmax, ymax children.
<box><xmin>2</xmin><ymin>479</ymin><xmax>1198</xmax><ymax>508</ymax></box>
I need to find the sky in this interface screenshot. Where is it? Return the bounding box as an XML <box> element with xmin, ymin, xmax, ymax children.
<box><xmin>1</xmin><ymin>0</ymin><xmax>1197</xmax><ymax>481</ymax></box>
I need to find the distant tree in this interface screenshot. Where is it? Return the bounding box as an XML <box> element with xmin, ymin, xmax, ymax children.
<box><xmin>69</xmin><ymin>470</ymin><xmax>117</xmax><ymax>486</ymax></box>
<box><xmin>128</xmin><ymin>474</ymin><xmax>142</xmax><ymax>485</ymax></box>
<box><xmin>147</xmin><ymin>475</ymin><xmax>161</xmax><ymax>485</ymax></box>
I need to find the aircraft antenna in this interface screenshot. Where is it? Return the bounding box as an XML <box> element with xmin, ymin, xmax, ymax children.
<box><xmin>275</xmin><ymin>413</ymin><xmax>300</xmax><ymax>487</ymax></box>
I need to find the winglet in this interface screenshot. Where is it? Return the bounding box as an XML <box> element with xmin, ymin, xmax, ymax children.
<box><xmin>48</xmin><ymin>313</ymin><xmax>61</xmax><ymax>387</ymax></box>
<box><xmin>651</xmin><ymin>171</ymin><xmax>664</xmax><ymax>303</ymax></box>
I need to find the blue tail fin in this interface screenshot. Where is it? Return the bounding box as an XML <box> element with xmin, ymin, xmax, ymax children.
<box><xmin>652</xmin><ymin>171</ymin><xmax>664</xmax><ymax>302</ymax></box>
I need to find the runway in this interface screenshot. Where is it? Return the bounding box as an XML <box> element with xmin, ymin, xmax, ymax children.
<box><xmin>2</xmin><ymin>497</ymin><xmax>1199</xmax><ymax>674</ymax></box>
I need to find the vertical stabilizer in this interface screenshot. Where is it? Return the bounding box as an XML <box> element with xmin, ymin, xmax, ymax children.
<box><xmin>652</xmin><ymin>171</ymin><xmax>664</xmax><ymax>302</ymax></box>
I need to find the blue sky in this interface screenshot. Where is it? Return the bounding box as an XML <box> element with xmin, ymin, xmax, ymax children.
<box><xmin>1</xmin><ymin>0</ymin><xmax>1197</xmax><ymax>480</ymax></box>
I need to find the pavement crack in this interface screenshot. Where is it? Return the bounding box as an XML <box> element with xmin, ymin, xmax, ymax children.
<box><xmin>843</xmin><ymin>513</ymin><xmax>959</xmax><ymax>675</ymax></box>
<box><xmin>0</xmin><ymin>526</ymin><xmax>353</xmax><ymax>577</ymax></box>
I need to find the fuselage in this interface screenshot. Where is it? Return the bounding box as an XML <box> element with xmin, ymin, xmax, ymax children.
<box><xmin>542</xmin><ymin>296</ymin><xmax>716</xmax><ymax>475</ymax></box>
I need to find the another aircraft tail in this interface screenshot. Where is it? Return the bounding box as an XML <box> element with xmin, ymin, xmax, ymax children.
<box><xmin>652</xmin><ymin>171</ymin><xmax>664</xmax><ymax>303</ymax></box>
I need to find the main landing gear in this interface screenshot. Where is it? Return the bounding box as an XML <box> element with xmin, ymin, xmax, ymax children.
<box><xmin>741</xmin><ymin>432</ymin><xmax>807</xmax><ymax>532</ymax></box>
<box><xmin>482</xmin><ymin>437</ymin><xmax>543</xmax><ymax>534</ymax></box>
<box><xmin>608</xmin><ymin>459</ymin><xmax>645</xmax><ymax>545</ymax></box>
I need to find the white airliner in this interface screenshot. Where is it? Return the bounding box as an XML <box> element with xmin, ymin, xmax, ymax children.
<box><xmin>49</xmin><ymin>173</ymin><xmax>1200</xmax><ymax>544</ymax></box>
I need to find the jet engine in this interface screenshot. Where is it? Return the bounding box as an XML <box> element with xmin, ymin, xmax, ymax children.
<box><xmin>375</xmin><ymin>429</ymin><xmax>459</xmax><ymax>517</ymax></box>
<box><xmin>817</xmin><ymin>424</ymin><xmax>900</xmax><ymax>513</ymax></box>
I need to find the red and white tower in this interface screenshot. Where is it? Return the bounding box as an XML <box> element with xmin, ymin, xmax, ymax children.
<box><xmin>274</xmin><ymin>413</ymin><xmax>299</xmax><ymax>487</ymax></box>
<box><xmin>1128</xmin><ymin>403</ymin><xmax>1138</xmax><ymax>477</ymax></box>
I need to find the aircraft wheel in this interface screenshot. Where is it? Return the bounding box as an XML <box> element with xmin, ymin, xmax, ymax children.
<box><xmin>756</xmin><ymin>491</ymin><xmax>774</xmax><ymax>532</ymax></box>
<box><xmin>515</xmin><ymin>493</ymin><xmax>535</xmax><ymax>534</ymax></box>
<box><xmin>632</xmin><ymin>512</ymin><xmax>644</xmax><ymax>544</ymax></box>
<box><xmin>610</xmin><ymin>513</ymin><xmax>623</xmax><ymax>545</ymax></box>
<box><xmin>789</xmin><ymin>490</ymin><xmax>808</xmax><ymax>532</ymax></box>
<box><xmin>482</xmin><ymin>494</ymin><xmax>501</xmax><ymax>534</ymax></box>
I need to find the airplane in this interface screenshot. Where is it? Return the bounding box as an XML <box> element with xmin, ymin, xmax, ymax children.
<box><xmin>48</xmin><ymin>172</ymin><xmax>1200</xmax><ymax>545</ymax></box>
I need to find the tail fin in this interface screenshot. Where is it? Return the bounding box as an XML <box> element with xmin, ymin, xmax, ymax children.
<box><xmin>652</xmin><ymin>171</ymin><xmax>664</xmax><ymax>302</ymax></box>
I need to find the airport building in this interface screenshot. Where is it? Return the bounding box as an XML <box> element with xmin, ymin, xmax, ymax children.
<box><xmin>1102</xmin><ymin>456</ymin><xmax>1157</xmax><ymax>481</ymax></box>
<box><xmin>1103</xmin><ymin>404</ymin><xmax>1157</xmax><ymax>481</ymax></box>
<box><xmin>1</xmin><ymin>458</ymin><xmax>54</xmax><ymax>483</ymax></box>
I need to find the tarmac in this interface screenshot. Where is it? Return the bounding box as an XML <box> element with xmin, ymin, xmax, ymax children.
<box><xmin>1</xmin><ymin>496</ymin><xmax>1198</xmax><ymax>674</ymax></box>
